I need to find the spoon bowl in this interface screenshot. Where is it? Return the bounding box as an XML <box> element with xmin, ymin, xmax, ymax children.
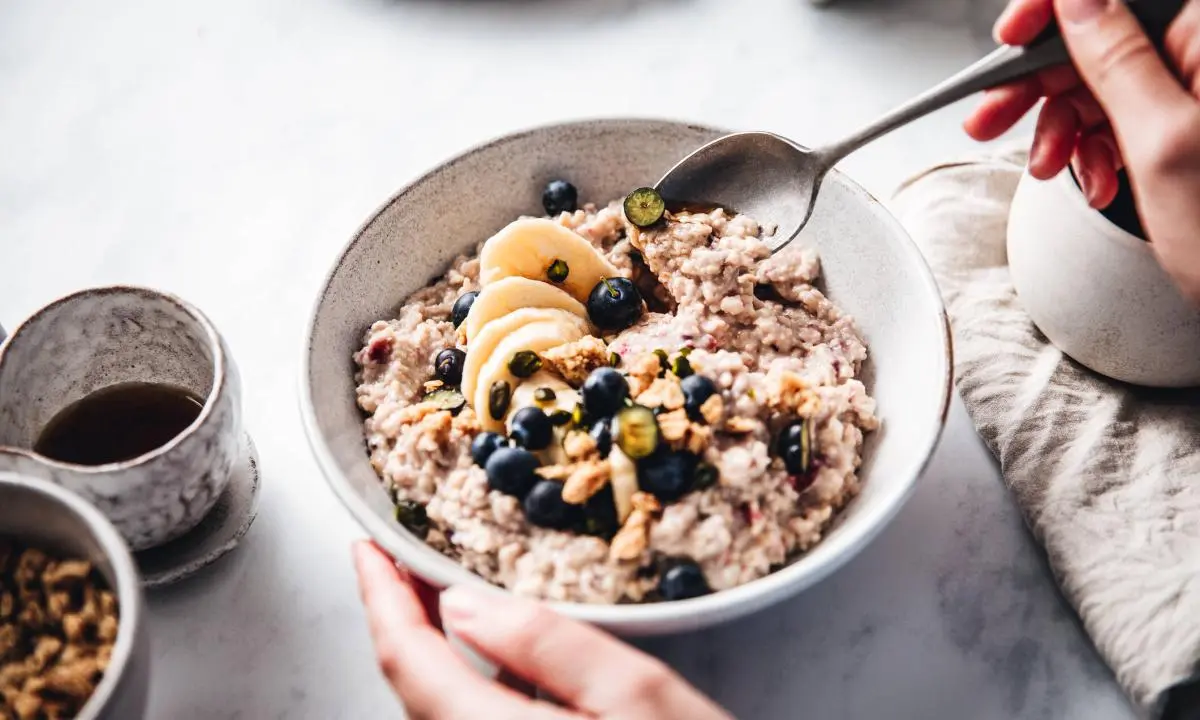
<box><xmin>655</xmin><ymin>131</ymin><xmax>828</xmax><ymax>253</ymax></box>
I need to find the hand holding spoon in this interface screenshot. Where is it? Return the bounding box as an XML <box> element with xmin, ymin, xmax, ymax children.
<box><xmin>656</xmin><ymin>0</ymin><xmax>1185</xmax><ymax>254</ymax></box>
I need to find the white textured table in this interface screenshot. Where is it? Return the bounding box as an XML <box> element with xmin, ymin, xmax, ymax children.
<box><xmin>0</xmin><ymin>1</ymin><xmax>1137</xmax><ymax>718</ymax></box>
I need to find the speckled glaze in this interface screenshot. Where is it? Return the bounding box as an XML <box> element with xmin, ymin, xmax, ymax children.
<box><xmin>1008</xmin><ymin>169</ymin><xmax>1200</xmax><ymax>387</ymax></box>
<box><xmin>0</xmin><ymin>286</ymin><xmax>243</xmax><ymax>551</ymax></box>
<box><xmin>299</xmin><ymin>118</ymin><xmax>953</xmax><ymax>636</ymax></box>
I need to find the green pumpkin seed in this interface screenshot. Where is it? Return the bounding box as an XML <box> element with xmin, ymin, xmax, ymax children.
<box><xmin>488</xmin><ymin>381</ymin><xmax>512</xmax><ymax>421</ymax></box>
<box><xmin>549</xmin><ymin>410</ymin><xmax>573</xmax><ymax>426</ymax></box>
<box><xmin>534</xmin><ymin>387</ymin><xmax>556</xmax><ymax>404</ymax></box>
<box><xmin>546</xmin><ymin>259</ymin><xmax>569</xmax><ymax>283</ymax></box>
<box><xmin>508</xmin><ymin>350</ymin><xmax>542</xmax><ymax>378</ymax></box>
<box><xmin>671</xmin><ymin>355</ymin><xmax>694</xmax><ymax>378</ymax></box>
<box><xmin>394</xmin><ymin>500</ymin><xmax>429</xmax><ymax>539</ymax></box>
<box><xmin>609</xmin><ymin>351</ymin><xmax>622</xmax><ymax>367</ymax></box>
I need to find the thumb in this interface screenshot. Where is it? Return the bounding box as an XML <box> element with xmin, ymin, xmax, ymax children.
<box><xmin>1054</xmin><ymin>0</ymin><xmax>1192</xmax><ymax>138</ymax></box>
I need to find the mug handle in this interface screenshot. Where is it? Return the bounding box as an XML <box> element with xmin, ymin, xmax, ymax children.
<box><xmin>0</xmin><ymin>321</ymin><xmax>5</xmax><ymax>345</ymax></box>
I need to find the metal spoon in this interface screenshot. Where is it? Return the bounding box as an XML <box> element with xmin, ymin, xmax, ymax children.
<box><xmin>656</xmin><ymin>0</ymin><xmax>1184</xmax><ymax>254</ymax></box>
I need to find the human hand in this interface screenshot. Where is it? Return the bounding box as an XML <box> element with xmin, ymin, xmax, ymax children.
<box><xmin>965</xmin><ymin>0</ymin><xmax>1200</xmax><ymax>302</ymax></box>
<box><xmin>352</xmin><ymin>540</ymin><xmax>733</xmax><ymax>720</ymax></box>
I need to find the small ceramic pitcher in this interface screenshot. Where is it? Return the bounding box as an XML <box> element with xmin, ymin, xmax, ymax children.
<box><xmin>0</xmin><ymin>287</ymin><xmax>243</xmax><ymax>550</ymax></box>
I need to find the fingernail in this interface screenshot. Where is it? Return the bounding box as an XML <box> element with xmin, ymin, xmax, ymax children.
<box><xmin>1059</xmin><ymin>0</ymin><xmax>1109</xmax><ymax>26</ymax></box>
<box><xmin>439</xmin><ymin>586</ymin><xmax>482</xmax><ymax>624</ymax></box>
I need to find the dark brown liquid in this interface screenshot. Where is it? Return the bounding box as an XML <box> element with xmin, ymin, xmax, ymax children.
<box><xmin>34</xmin><ymin>382</ymin><xmax>204</xmax><ymax>466</ymax></box>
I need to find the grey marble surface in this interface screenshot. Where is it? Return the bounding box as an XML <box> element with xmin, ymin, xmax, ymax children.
<box><xmin>0</xmin><ymin>0</ymin><xmax>1136</xmax><ymax>717</ymax></box>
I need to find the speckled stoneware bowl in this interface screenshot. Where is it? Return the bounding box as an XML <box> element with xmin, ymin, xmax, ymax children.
<box><xmin>1008</xmin><ymin>168</ymin><xmax>1200</xmax><ymax>387</ymax></box>
<box><xmin>0</xmin><ymin>286</ymin><xmax>243</xmax><ymax>551</ymax></box>
<box><xmin>300</xmin><ymin>118</ymin><xmax>953</xmax><ymax>636</ymax></box>
<box><xmin>0</xmin><ymin>472</ymin><xmax>150</xmax><ymax>719</ymax></box>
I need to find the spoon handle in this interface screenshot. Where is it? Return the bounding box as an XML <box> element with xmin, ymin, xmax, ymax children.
<box><xmin>816</xmin><ymin>0</ymin><xmax>1185</xmax><ymax>168</ymax></box>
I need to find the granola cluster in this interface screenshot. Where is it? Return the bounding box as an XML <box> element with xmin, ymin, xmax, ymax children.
<box><xmin>0</xmin><ymin>540</ymin><xmax>119</xmax><ymax>720</ymax></box>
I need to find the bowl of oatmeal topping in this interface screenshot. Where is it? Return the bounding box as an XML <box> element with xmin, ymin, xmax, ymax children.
<box><xmin>301</xmin><ymin>119</ymin><xmax>952</xmax><ymax>635</ymax></box>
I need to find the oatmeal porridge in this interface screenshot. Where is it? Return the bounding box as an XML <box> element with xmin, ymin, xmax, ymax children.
<box><xmin>353</xmin><ymin>181</ymin><xmax>878</xmax><ymax>604</ymax></box>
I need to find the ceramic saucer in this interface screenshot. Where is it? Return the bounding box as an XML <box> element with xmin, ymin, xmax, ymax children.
<box><xmin>136</xmin><ymin>431</ymin><xmax>261</xmax><ymax>588</ymax></box>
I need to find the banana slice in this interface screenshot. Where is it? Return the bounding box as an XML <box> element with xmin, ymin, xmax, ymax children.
<box><xmin>461</xmin><ymin>308</ymin><xmax>587</xmax><ymax>402</ymax></box>
<box><xmin>472</xmin><ymin>320</ymin><xmax>586</xmax><ymax>432</ymax></box>
<box><xmin>480</xmin><ymin>218</ymin><xmax>622</xmax><ymax>303</ymax></box>
<box><xmin>465</xmin><ymin>277</ymin><xmax>589</xmax><ymax>343</ymax></box>
<box><xmin>609</xmin><ymin>447</ymin><xmax>639</xmax><ymax>524</ymax></box>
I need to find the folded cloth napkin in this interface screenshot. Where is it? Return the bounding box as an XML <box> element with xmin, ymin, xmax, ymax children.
<box><xmin>890</xmin><ymin>146</ymin><xmax>1200</xmax><ymax>719</ymax></box>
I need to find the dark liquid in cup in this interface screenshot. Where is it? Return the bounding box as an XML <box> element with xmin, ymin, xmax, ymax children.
<box><xmin>34</xmin><ymin>382</ymin><xmax>205</xmax><ymax>466</ymax></box>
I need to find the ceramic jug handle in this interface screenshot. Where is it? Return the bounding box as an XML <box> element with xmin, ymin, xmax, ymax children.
<box><xmin>0</xmin><ymin>322</ymin><xmax>6</xmax><ymax>345</ymax></box>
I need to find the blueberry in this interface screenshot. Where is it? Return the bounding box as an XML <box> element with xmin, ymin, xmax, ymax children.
<box><xmin>776</xmin><ymin>419</ymin><xmax>811</xmax><ymax>475</ymax></box>
<box><xmin>580</xmin><ymin>484</ymin><xmax>618</xmax><ymax>538</ymax></box>
<box><xmin>590</xmin><ymin>417</ymin><xmax>613</xmax><ymax>458</ymax></box>
<box><xmin>681</xmin><ymin>375</ymin><xmax>717</xmax><ymax>420</ymax></box>
<box><xmin>485</xmin><ymin>447</ymin><xmax>539</xmax><ymax>498</ymax></box>
<box><xmin>524</xmin><ymin>480</ymin><xmax>582</xmax><ymax>529</ymax></box>
<box><xmin>471</xmin><ymin>432</ymin><xmax>507</xmax><ymax>467</ymax></box>
<box><xmin>586</xmin><ymin>277</ymin><xmax>644</xmax><ymax>331</ymax></box>
<box><xmin>658</xmin><ymin>560</ymin><xmax>712</xmax><ymax>601</ymax></box>
<box><xmin>637</xmin><ymin>449</ymin><xmax>698</xmax><ymax>503</ymax></box>
<box><xmin>542</xmin><ymin>180</ymin><xmax>578</xmax><ymax>216</ymax></box>
<box><xmin>434</xmin><ymin>348</ymin><xmax>466</xmax><ymax>385</ymax></box>
<box><xmin>581</xmin><ymin>367</ymin><xmax>629</xmax><ymax>417</ymax></box>
<box><xmin>510</xmin><ymin>407</ymin><xmax>553</xmax><ymax>450</ymax></box>
<box><xmin>451</xmin><ymin>292</ymin><xmax>478</xmax><ymax>328</ymax></box>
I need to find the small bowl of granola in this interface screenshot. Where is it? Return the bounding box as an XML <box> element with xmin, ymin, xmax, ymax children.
<box><xmin>0</xmin><ymin>472</ymin><xmax>149</xmax><ymax>719</ymax></box>
<box><xmin>301</xmin><ymin>118</ymin><xmax>952</xmax><ymax>635</ymax></box>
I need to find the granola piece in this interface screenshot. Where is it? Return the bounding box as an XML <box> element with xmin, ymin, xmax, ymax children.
<box><xmin>535</xmin><ymin>464</ymin><xmax>572</xmax><ymax>481</ymax></box>
<box><xmin>699</xmin><ymin>394</ymin><xmax>724</xmax><ymax>425</ymax></box>
<box><xmin>624</xmin><ymin>353</ymin><xmax>662</xmax><ymax>397</ymax></box>
<box><xmin>657</xmin><ymin>409</ymin><xmax>690</xmax><ymax>444</ymax></box>
<box><xmin>539</xmin><ymin>336</ymin><xmax>610</xmax><ymax>386</ymax></box>
<box><xmin>562</xmin><ymin>460</ymin><xmax>611</xmax><ymax>505</ymax></box>
<box><xmin>563</xmin><ymin>430</ymin><xmax>598</xmax><ymax>462</ymax></box>
<box><xmin>764</xmin><ymin>369</ymin><xmax>821</xmax><ymax>417</ymax></box>
<box><xmin>609</xmin><ymin>492</ymin><xmax>661</xmax><ymax>562</ymax></box>
<box><xmin>423</xmin><ymin>379</ymin><xmax>445</xmax><ymax>393</ymax></box>
<box><xmin>724</xmin><ymin>417</ymin><xmax>760</xmax><ymax>434</ymax></box>
<box><xmin>657</xmin><ymin>409</ymin><xmax>714</xmax><ymax>454</ymax></box>
<box><xmin>634</xmin><ymin>377</ymin><xmax>685</xmax><ymax>411</ymax></box>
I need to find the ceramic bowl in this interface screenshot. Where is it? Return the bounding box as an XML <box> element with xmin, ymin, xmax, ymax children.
<box><xmin>1007</xmin><ymin>169</ymin><xmax>1200</xmax><ymax>387</ymax></box>
<box><xmin>300</xmin><ymin>118</ymin><xmax>953</xmax><ymax>636</ymax></box>
<box><xmin>0</xmin><ymin>472</ymin><xmax>150</xmax><ymax>719</ymax></box>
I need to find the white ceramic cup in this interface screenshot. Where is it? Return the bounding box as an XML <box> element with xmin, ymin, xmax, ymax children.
<box><xmin>0</xmin><ymin>286</ymin><xmax>244</xmax><ymax>550</ymax></box>
<box><xmin>1007</xmin><ymin>168</ymin><xmax>1200</xmax><ymax>387</ymax></box>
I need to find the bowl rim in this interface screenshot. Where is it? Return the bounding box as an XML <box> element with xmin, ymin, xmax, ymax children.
<box><xmin>1050</xmin><ymin>168</ymin><xmax>1148</xmax><ymax>252</ymax></box>
<box><xmin>299</xmin><ymin>116</ymin><xmax>954</xmax><ymax>630</ymax></box>
<box><xmin>0</xmin><ymin>471</ymin><xmax>143</xmax><ymax>718</ymax></box>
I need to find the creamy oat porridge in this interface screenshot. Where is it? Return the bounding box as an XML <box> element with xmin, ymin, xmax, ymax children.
<box><xmin>353</xmin><ymin>180</ymin><xmax>878</xmax><ymax>604</ymax></box>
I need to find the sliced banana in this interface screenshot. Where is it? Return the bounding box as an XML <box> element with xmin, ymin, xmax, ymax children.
<box><xmin>472</xmin><ymin>320</ymin><xmax>586</xmax><ymax>432</ymax></box>
<box><xmin>480</xmin><ymin>218</ymin><xmax>621</xmax><ymax>303</ymax></box>
<box><xmin>461</xmin><ymin>308</ymin><xmax>588</xmax><ymax>402</ymax></box>
<box><xmin>465</xmin><ymin>277</ymin><xmax>589</xmax><ymax>343</ymax></box>
<box><xmin>609</xmin><ymin>446</ymin><xmax>639</xmax><ymax>524</ymax></box>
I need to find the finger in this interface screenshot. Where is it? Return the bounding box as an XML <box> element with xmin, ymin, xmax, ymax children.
<box><xmin>410</xmin><ymin>575</ymin><xmax>444</xmax><ymax>632</ymax></box>
<box><xmin>996</xmin><ymin>0</ymin><xmax>1056</xmax><ymax>45</ymax></box>
<box><xmin>440</xmin><ymin>587</ymin><xmax>732</xmax><ymax>718</ymax></box>
<box><xmin>1165</xmin><ymin>0</ymin><xmax>1200</xmax><ymax>94</ymax></box>
<box><xmin>352</xmin><ymin>542</ymin><xmax>561</xmax><ymax>720</ymax></box>
<box><xmin>1073</xmin><ymin>128</ymin><xmax>1120</xmax><ymax>207</ymax></box>
<box><xmin>963</xmin><ymin>65</ymin><xmax>1083</xmax><ymax>140</ymax></box>
<box><xmin>1029</xmin><ymin>95</ymin><xmax>1081</xmax><ymax>179</ymax></box>
<box><xmin>1054</xmin><ymin>0</ymin><xmax>1195</xmax><ymax>145</ymax></box>
<box><xmin>965</xmin><ymin>82</ymin><xmax>1043</xmax><ymax>140</ymax></box>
